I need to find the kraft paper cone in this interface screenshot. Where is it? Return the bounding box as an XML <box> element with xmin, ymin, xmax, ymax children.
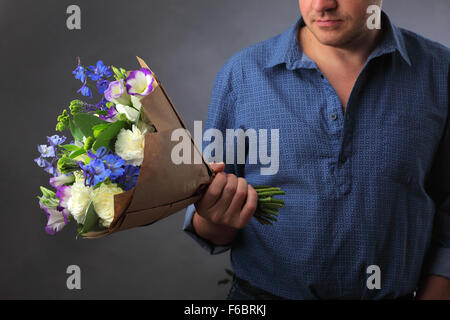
<box><xmin>82</xmin><ymin>57</ymin><xmax>213</xmax><ymax>238</ymax></box>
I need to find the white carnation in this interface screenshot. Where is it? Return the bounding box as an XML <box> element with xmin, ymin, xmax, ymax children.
<box><xmin>115</xmin><ymin>125</ymin><xmax>146</xmax><ymax>166</ymax></box>
<box><xmin>67</xmin><ymin>172</ymin><xmax>93</xmax><ymax>224</ymax></box>
<box><xmin>92</xmin><ymin>183</ymin><xmax>124</xmax><ymax>228</ymax></box>
<box><xmin>115</xmin><ymin>104</ymin><xmax>140</xmax><ymax>122</ymax></box>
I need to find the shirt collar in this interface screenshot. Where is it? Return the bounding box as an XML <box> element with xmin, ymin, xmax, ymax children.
<box><xmin>264</xmin><ymin>10</ymin><xmax>411</xmax><ymax>70</ymax></box>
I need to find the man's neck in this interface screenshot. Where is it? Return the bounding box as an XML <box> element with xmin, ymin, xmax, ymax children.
<box><xmin>299</xmin><ymin>26</ymin><xmax>383</xmax><ymax>69</ymax></box>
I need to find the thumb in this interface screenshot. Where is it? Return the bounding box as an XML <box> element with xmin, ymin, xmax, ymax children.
<box><xmin>209</xmin><ymin>161</ymin><xmax>225</xmax><ymax>173</ymax></box>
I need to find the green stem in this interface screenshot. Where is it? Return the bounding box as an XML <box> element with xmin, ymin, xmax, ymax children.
<box><xmin>260</xmin><ymin>203</ymin><xmax>284</xmax><ymax>209</ymax></box>
<box><xmin>257</xmin><ymin>191</ymin><xmax>286</xmax><ymax>197</ymax></box>
<box><xmin>253</xmin><ymin>185</ymin><xmax>271</xmax><ymax>189</ymax></box>
<box><xmin>256</xmin><ymin>187</ymin><xmax>281</xmax><ymax>193</ymax></box>
<box><xmin>260</xmin><ymin>207</ymin><xmax>279</xmax><ymax>216</ymax></box>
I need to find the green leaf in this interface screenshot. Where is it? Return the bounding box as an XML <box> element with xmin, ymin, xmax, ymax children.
<box><xmin>69</xmin><ymin>117</ymin><xmax>84</xmax><ymax>141</ymax></box>
<box><xmin>112</xmin><ymin>65</ymin><xmax>127</xmax><ymax>80</ymax></box>
<box><xmin>69</xmin><ymin>148</ymin><xmax>87</xmax><ymax>159</ymax></box>
<box><xmin>73</xmin><ymin>114</ymin><xmax>108</xmax><ymax>138</ymax></box>
<box><xmin>78</xmin><ymin>202</ymin><xmax>103</xmax><ymax>236</ymax></box>
<box><xmin>92</xmin><ymin>120</ymin><xmax>126</xmax><ymax>152</ymax></box>
<box><xmin>92</xmin><ymin>123</ymin><xmax>111</xmax><ymax>138</ymax></box>
<box><xmin>40</xmin><ymin>186</ymin><xmax>56</xmax><ymax>198</ymax></box>
<box><xmin>60</xmin><ymin>144</ymin><xmax>83</xmax><ymax>152</ymax></box>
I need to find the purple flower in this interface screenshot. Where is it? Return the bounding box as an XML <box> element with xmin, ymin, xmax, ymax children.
<box><xmin>104</xmin><ymin>79</ymin><xmax>131</xmax><ymax>106</ymax></box>
<box><xmin>126</xmin><ymin>68</ymin><xmax>155</xmax><ymax>96</ymax></box>
<box><xmin>99</xmin><ymin>105</ymin><xmax>118</xmax><ymax>122</ymax></box>
<box><xmin>39</xmin><ymin>201</ymin><xmax>69</xmax><ymax>235</ymax></box>
<box><xmin>50</xmin><ymin>173</ymin><xmax>75</xmax><ymax>187</ymax></box>
<box><xmin>56</xmin><ymin>185</ymin><xmax>72</xmax><ymax>208</ymax></box>
<box><xmin>50</xmin><ymin>174</ymin><xmax>74</xmax><ymax>187</ymax></box>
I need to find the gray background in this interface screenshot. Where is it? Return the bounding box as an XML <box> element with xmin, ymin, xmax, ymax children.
<box><xmin>0</xmin><ymin>0</ymin><xmax>449</xmax><ymax>299</ymax></box>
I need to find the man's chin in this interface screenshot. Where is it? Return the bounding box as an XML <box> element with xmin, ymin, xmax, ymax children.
<box><xmin>311</xmin><ymin>29</ymin><xmax>357</xmax><ymax>48</ymax></box>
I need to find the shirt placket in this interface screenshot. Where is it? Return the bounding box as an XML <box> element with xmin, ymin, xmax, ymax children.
<box><xmin>318</xmin><ymin>71</ymin><xmax>355</xmax><ymax>199</ymax></box>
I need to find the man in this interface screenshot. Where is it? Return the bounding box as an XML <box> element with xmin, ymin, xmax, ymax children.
<box><xmin>183</xmin><ymin>0</ymin><xmax>450</xmax><ymax>299</ymax></box>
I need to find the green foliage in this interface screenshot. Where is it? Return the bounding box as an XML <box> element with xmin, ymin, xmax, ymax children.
<box><xmin>57</xmin><ymin>155</ymin><xmax>79</xmax><ymax>173</ymax></box>
<box><xmin>78</xmin><ymin>202</ymin><xmax>104</xmax><ymax>236</ymax></box>
<box><xmin>56</xmin><ymin>109</ymin><xmax>70</xmax><ymax>132</ymax></box>
<box><xmin>92</xmin><ymin>121</ymin><xmax>126</xmax><ymax>152</ymax></box>
<box><xmin>60</xmin><ymin>144</ymin><xmax>82</xmax><ymax>152</ymax></box>
<box><xmin>37</xmin><ymin>186</ymin><xmax>59</xmax><ymax>208</ymax></box>
<box><xmin>83</xmin><ymin>136</ymin><xmax>94</xmax><ymax>150</ymax></box>
<box><xmin>111</xmin><ymin>65</ymin><xmax>128</xmax><ymax>81</ymax></box>
<box><xmin>73</xmin><ymin>113</ymin><xmax>108</xmax><ymax>138</ymax></box>
<box><xmin>69</xmin><ymin>117</ymin><xmax>84</xmax><ymax>142</ymax></box>
<box><xmin>92</xmin><ymin>123</ymin><xmax>111</xmax><ymax>138</ymax></box>
<box><xmin>69</xmin><ymin>100</ymin><xmax>84</xmax><ymax>116</ymax></box>
<box><xmin>69</xmin><ymin>148</ymin><xmax>87</xmax><ymax>159</ymax></box>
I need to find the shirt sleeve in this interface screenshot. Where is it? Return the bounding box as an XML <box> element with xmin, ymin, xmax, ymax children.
<box><xmin>422</xmin><ymin>68</ymin><xmax>450</xmax><ymax>279</ymax></box>
<box><xmin>182</xmin><ymin>204</ymin><xmax>233</xmax><ymax>255</ymax></box>
<box><xmin>181</xmin><ymin>57</ymin><xmax>241</xmax><ymax>255</ymax></box>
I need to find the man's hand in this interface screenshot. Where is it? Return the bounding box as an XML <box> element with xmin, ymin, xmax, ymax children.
<box><xmin>417</xmin><ymin>275</ymin><xmax>450</xmax><ymax>300</ymax></box>
<box><xmin>195</xmin><ymin>162</ymin><xmax>258</xmax><ymax>229</ymax></box>
<box><xmin>191</xmin><ymin>162</ymin><xmax>258</xmax><ymax>246</ymax></box>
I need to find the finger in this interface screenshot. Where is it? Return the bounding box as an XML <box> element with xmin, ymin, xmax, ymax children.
<box><xmin>208</xmin><ymin>173</ymin><xmax>238</xmax><ymax>218</ymax></box>
<box><xmin>223</xmin><ymin>178</ymin><xmax>248</xmax><ymax>226</ymax></box>
<box><xmin>209</xmin><ymin>162</ymin><xmax>225</xmax><ymax>173</ymax></box>
<box><xmin>237</xmin><ymin>184</ymin><xmax>258</xmax><ymax>228</ymax></box>
<box><xmin>197</xmin><ymin>171</ymin><xmax>227</xmax><ymax>212</ymax></box>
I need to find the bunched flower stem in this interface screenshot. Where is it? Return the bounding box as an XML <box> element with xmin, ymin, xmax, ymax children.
<box><xmin>253</xmin><ymin>185</ymin><xmax>285</xmax><ymax>226</ymax></box>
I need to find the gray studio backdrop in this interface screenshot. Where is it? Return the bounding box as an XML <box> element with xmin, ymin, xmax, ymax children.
<box><xmin>0</xmin><ymin>0</ymin><xmax>449</xmax><ymax>299</ymax></box>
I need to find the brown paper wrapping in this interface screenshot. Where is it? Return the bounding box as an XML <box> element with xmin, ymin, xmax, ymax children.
<box><xmin>83</xmin><ymin>57</ymin><xmax>213</xmax><ymax>238</ymax></box>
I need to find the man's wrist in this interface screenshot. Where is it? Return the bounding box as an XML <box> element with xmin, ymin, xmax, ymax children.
<box><xmin>192</xmin><ymin>211</ymin><xmax>238</xmax><ymax>246</ymax></box>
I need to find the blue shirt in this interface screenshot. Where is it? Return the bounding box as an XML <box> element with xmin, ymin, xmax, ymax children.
<box><xmin>183</xmin><ymin>11</ymin><xmax>450</xmax><ymax>299</ymax></box>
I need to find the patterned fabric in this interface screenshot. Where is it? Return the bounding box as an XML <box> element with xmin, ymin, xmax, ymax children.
<box><xmin>183</xmin><ymin>11</ymin><xmax>450</xmax><ymax>299</ymax></box>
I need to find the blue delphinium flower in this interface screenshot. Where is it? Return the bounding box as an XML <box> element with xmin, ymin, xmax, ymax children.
<box><xmin>80</xmin><ymin>147</ymin><xmax>128</xmax><ymax>187</ymax></box>
<box><xmin>74</xmin><ymin>59</ymin><xmax>113</xmax><ymax>100</ymax></box>
<box><xmin>87</xmin><ymin>146</ymin><xmax>107</xmax><ymax>160</ymax></box>
<box><xmin>103</xmin><ymin>154</ymin><xmax>125</xmax><ymax>180</ymax></box>
<box><xmin>34</xmin><ymin>157</ymin><xmax>57</xmax><ymax>176</ymax></box>
<box><xmin>87</xmin><ymin>60</ymin><xmax>113</xmax><ymax>81</ymax></box>
<box><xmin>37</xmin><ymin>144</ymin><xmax>56</xmax><ymax>158</ymax></box>
<box><xmin>97</xmin><ymin>80</ymin><xmax>109</xmax><ymax>95</ymax></box>
<box><xmin>77</xmin><ymin>84</ymin><xmax>92</xmax><ymax>98</ymax></box>
<box><xmin>34</xmin><ymin>135</ymin><xmax>66</xmax><ymax>176</ymax></box>
<box><xmin>116</xmin><ymin>165</ymin><xmax>140</xmax><ymax>191</ymax></box>
<box><xmin>47</xmin><ymin>135</ymin><xmax>66</xmax><ymax>146</ymax></box>
<box><xmin>72</xmin><ymin>65</ymin><xmax>86</xmax><ymax>83</ymax></box>
<box><xmin>80</xmin><ymin>158</ymin><xmax>112</xmax><ymax>187</ymax></box>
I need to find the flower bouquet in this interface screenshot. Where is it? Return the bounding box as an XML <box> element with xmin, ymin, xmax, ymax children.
<box><xmin>35</xmin><ymin>57</ymin><xmax>285</xmax><ymax>238</ymax></box>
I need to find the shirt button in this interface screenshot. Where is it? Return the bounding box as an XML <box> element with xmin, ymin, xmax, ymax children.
<box><xmin>330</xmin><ymin>113</ymin><xmax>337</xmax><ymax>120</ymax></box>
<box><xmin>320</xmin><ymin>74</ymin><xmax>325</xmax><ymax>79</ymax></box>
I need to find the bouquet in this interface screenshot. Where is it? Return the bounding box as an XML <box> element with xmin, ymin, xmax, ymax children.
<box><xmin>35</xmin><ymin>57</ymin><xmax>285</xmax><ymax>238</ymax></box>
